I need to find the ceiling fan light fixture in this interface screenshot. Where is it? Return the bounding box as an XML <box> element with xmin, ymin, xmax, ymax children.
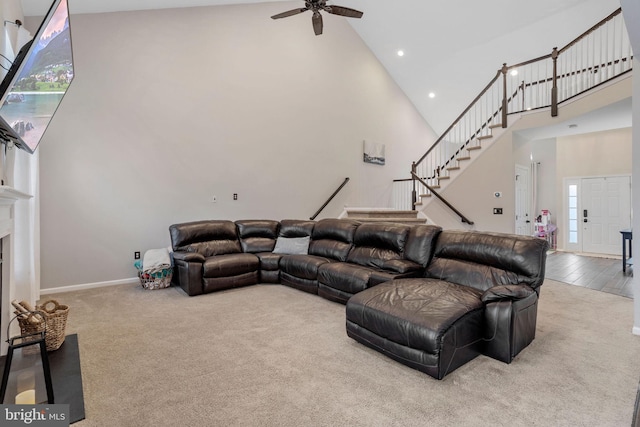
<box><xmin>271</xmin><ymin>0</ymin><xmax>363</xmax><ymax>36</ymax></box>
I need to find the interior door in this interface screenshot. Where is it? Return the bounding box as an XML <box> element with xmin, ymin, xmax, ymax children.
<box><xmin>581</xmin><ymin>176</ymin><xmax>631</xmax><ymax>255</ymax></box>
<box><xmin>515</xmin><ymin>165</ymin><xmax>531</xmax><ymax>235</ymax></box>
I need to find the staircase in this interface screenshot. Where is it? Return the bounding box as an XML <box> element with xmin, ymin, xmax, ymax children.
<box><xmin>342</xmin><ymin>208</ymin><xmax>427</xmax><ymax>225</ymax></box>
<box><xmin>396</xmin><ymin>8</ymin><xmax>632</xmax><ymax>224</ymax></box>
<box><xmin>414</xmin><ymin>122</ymin><xmax>504</xmax><ymax>208</ymax></box>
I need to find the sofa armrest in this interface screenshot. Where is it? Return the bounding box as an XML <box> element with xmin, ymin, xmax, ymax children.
<box><xmin>483</xmin><ymin>290</ymin><xmax>538</xmax><ymax>363</ymax></box>
<box><xmin>481</xmin><ymin>284</ymin><xmax>535</xmax><ymax>304</ymax></box>
<box><xmin>380</xmin><ymin>259</ymin><xmax>422</xmax><ymax>274</ymax></box>
<box><xmin>172</xmin><ymin>252</ymin><xmax>205</xmax><ymax>296</ymax></box>
<box><xmin>172</xmin><ymin>251</ymin><xmax>205</xmax><ymax>263</ymax></box>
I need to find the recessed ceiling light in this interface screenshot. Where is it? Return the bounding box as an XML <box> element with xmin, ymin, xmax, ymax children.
<box><xmin>428</xmin><ymin>92</ymin><xmax>436</xmax><ymax>98</ymax></box>
<box><xmin>510</xmin><ymin>69</ymin><xmax>518</xmax><ymax>76</ymax></box>
<box><xmin>397</xmin><ymin>50</ymin><xmax>404</xmax><ymax>57</ymax></box>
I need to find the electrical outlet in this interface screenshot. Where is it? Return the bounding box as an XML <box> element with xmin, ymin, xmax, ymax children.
<box><xmin>134</xmin><ymin>251</ymin><xmax>141</xmax><ymax>260</ymax></box>
<box><xmin>493</xmin><ymin>208</ymin><xmax>503</xmax><ymax>215</ymax></box>
<box><xmin>233</xmin><ymin>193</ymin><xmax>238</xmax><ymax>201</ymax></box>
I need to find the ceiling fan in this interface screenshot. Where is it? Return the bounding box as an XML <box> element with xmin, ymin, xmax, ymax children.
<box><xmin>271</xmin><ymin>0</ymin><xmax>364</xmax><ymax>36</ymax></box>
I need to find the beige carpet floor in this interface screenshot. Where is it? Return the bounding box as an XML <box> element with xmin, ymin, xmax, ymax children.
<box><xmin>50</xmin><ymin>279</ymin><xmax>640</xmax><ymax>426</ymax></box>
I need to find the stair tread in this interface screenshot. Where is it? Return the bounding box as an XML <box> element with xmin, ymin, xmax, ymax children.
<box><xmin>346</xmin><ymin>209</ymin><xmax>416</xmax><ymax>213</ymax></box>
<box><xmin>477</xmin><ymin>135</ymin><xmax>493</xmax><ymax>140</ymax></box>
<box><xmin>353</xmin><ymin>218</ymin><xmax>427</xmax><ymax>224</ymax></box>
<box><xmin>457</xmin><ymin>156</ymin><xmax>471</xmax><ymax>161</ymax></box>
<box><xmin>446</xmin><ymin>166</ymin><xmax>460</xmax><ymax>171</ymax></box>
<box><xmin>346</xmin><ymin>209</ymin><xmax>420</xmax><ymax>219</ymax></box>
<box><xmin>488</xmin><ymin>123</ymin><xmax>503</xmax><ymax>129</ymax></box>
<box><xmin>467</xmin><ymin>145</ymin><xmax>482</xmax><ymax>151</ymax></box>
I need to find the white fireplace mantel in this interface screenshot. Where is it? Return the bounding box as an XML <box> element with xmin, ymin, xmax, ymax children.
<box><xmin>0</xmin><ymin>185</ymin><xmax>33</xmax><ymax>356</ymax></box>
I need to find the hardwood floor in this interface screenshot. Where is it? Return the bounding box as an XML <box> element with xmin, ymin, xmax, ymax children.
<box><xmin>545</xmin><ymin>251</ymin><xmax>633</xmax><ymax>298</ymax></box>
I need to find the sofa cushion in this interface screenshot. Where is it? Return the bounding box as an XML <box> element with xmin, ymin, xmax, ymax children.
<box><xmin>346</xmin><ymin>222</ymin><xmax>409</xmax><ymax>269</ymax></box>
<box><xmin>318</xmin><ymin>262</ymin><xmax>376</xmax><ymax>294</ymax></box>
<box><xmin>280</xmin><ymin>254</ymin><xmax>332</xmax><ymax>280</ymax></box>
<box><xmin>404</xmin><ymin>225</ymin><xmax>442</xmax><ymax>266</ymax></box>
<box><xmin>309</xmin><ymin>219</ymin><xmax>359</xmax><ymax>261</ymax></box>
<box><xmin>170</xmin><ymin>220</ymin><xmax>241</xmax><ymax>256</ymax></box>
<box><xmin>426</xmin><ymin>230</ymin><xmax>549</xmax><ymax>292</ymax></box>
<box><xmin>279</xmin><ymin>219</ymin><xmax>315</xmax><ymax>238</ymax></box>
<box><xmin>236</xmin><ymin>220</ymin><xmax>280</xmax><ymax>253</ymax></box>
<box><xmin>203</xmin><ymin>253</ymin><xmax>259</xmax><ymax>278</ymax></box>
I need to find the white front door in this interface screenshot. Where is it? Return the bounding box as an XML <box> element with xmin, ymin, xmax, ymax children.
<box><xmin>515</xmin><ymin>165</ymin><xmax>531</xmax><ymax>235</ymax></box>
<box><xmin>581</xmin><ymin>176</ymin><xmax>631</xmax><ymax>255</ymax></box>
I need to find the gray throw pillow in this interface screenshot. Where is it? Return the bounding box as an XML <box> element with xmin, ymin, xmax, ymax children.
<box><xmin>272</xmin><ymin>236</ymin><xmax>310</xmax><ymax>255</ymax></box>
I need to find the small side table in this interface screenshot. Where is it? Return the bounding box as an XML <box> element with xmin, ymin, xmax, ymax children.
<box><xmin>620</xmin><ymin>229</ymin><xmax>632</xmax><ymax>273</ymax></box>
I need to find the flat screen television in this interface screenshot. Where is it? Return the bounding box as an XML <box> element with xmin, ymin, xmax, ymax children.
<box><xmin>0</xmin><ymin>0</ymin><xmax>73</xmax><ymax>154</ymax></box>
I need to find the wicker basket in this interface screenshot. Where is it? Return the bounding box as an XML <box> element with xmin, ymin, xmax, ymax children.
<box><xmin>16</xmin><ymin>300</ymin><xmax>69</xmax><ymax>352</ymax></box>
<box><xmin>137</xmin><ymin>265</ymin><xmax>172</xmax><ymax>290</ymax></box>
<box><xmin>14</xmin><ymin>311</ymin><xmax>46</xmax><ymax>354</ymax></box>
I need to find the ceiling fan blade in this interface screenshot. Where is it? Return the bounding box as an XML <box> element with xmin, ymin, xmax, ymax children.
<box><xmin>326</xmin><ymin>5</ymin><xmax>363</xmax><ymax>19</ymax></box>
<box><xmin>312</xmin><ymin>12</ymin><xmax>323</xmax><ymax>35</ymax></box>
<box><xmin>271</xmin><ymin>8</ymin><xmax>308</xmax><ymax>19</ymax></box>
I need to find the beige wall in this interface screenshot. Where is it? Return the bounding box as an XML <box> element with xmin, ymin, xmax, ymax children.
<box><xmin>33</xmin><ymin>3</ymin><xmax>437</xmax><ymax>289</ymax></box>
<box><xmin>513</xmin><ymin>136</ymin><xmax>557</xmax><ymax>223</ymax></box>
<box><xmin>554</xmin><ymin>128</ymin><xmax>632</xmax><ymax>249</ymax></box>
<box><xmin>423</xmin><ymin>130</ymin><xmax>517</xmax><ymax>233</ymax></box>
<box><xmin>556</xmin><ymin>128</ymin><xmax>633</xmax><ymax>177</ymax></box>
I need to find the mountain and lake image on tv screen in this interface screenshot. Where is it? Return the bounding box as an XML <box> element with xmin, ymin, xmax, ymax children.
<box><xmin>0</xmin><ymin>0</ymin><xmax>73</xmax><ymax>153</ymax></box>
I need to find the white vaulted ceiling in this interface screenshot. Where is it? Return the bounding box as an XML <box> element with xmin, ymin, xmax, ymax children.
<box><xmin>21</xmin><ymin>0</ymin><xmax>627</xmax><ymax>135</ymax></box>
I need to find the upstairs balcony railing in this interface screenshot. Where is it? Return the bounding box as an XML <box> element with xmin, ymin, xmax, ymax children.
<box><xmin>399</xmin><ymin>8</ymin><xmax>633</xmax><ymax>221</ymax></box>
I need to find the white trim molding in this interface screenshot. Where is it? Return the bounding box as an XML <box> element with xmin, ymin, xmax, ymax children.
<box><xmin>40</xmin><ymin>277</ymin><xmax>139</xmax><ymax>295</ymax></box>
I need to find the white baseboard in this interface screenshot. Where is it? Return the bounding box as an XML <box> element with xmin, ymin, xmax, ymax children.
<box><xmin>40</xmin><ymin>277</ymin><xmax>139</xmax><ymax>295</ymax></box>
<box><xmin>633</xmin><ymin>326</ymin><xmax>640</xmax><ymax>336</ymax></box>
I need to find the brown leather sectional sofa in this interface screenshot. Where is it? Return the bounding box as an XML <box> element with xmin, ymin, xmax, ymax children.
<box><xmin>169</xmin><ymin>218</ymin><xmax>548</xmax><ymax>379</ymax></box>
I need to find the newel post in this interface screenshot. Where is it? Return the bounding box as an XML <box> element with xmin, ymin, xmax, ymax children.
<box><xmin>411</xmin><ymin>162</ymin><xmax>417</xmax><ymax>211</ymax></box>
<box><xmin>501</xmin><ymin>63</ymin><xmax>508</xmax><ymax>128</ymax></box>
<box><xmin>551</xmin><ymin>47</ymin><xmax>559</xmax><ymax>117</ymax></box>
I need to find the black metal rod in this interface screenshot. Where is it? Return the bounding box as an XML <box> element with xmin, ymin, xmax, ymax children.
<box><xmin>411</xmin><ymin>172</ymin><xmax>474</xmax><ymax>225</ymax></box>
<box><xmin>310</xmin><ymin>177</ymin><xmax>350</xmax><ymax>220</ymax></box>
<box><xmin>0</xmin><ymin>345</ymin><xmax>13</xmax><ymax>403</ymax></box>
<box><xmin>40</xmin><ymin>339</ymin><xmax>54</xmax><ymax>404</ymax></box>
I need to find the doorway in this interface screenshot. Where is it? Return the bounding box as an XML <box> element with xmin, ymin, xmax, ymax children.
<box><xmin>515</xmin><ymin>164</ymin><xmax>532</xmax><ymax>236</ymax></box>
<box><xmin>564</xmin><ymin>175</ymin><xmax>631</xmax><ymax>255</ymax></box>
